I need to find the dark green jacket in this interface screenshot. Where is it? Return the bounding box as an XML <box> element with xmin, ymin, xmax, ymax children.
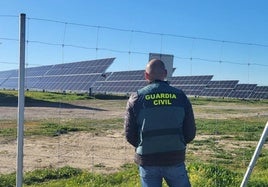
<box><xmin>125</xmin><ymin>80</ymin><xmax>196</xmax><ymax>166</ymax></box>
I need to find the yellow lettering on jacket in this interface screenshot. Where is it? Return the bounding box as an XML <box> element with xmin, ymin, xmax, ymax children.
<box><xmin>153</xmin><ymin>99</ymin><xmax>172</xmax><ymax>105</ymax></box>
<box><xmin>145</xmin><ymin>93</ymin><xmax>176</xmax><ymax>105</ymax></box>
<box><xmin>145</xmin><ymin>93</ymin><xmax>176</xmax><ymax>100</ymax></box>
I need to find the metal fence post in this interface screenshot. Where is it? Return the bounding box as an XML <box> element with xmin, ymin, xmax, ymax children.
<box><xmin>240</xmin><ymin>121</ymin><xmax>268</xmax><ymax>187</ymax></box>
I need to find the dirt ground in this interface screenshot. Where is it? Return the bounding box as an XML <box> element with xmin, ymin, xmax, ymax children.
<box><xmin>0</xmin><ymin>131</ymin><xmax>134</xmax><ymax>174</ymax></box>
<box><xmin>0</xmin><ymin>99</ymin><xmax>135</xmax><ymax>174</ymax></box>
<box><xmin>0</xmin><ymin>99</ymin><xmax>267</xmax><ymax>174</ymax></box>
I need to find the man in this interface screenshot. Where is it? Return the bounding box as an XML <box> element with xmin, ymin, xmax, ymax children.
<box><xmin>124</xmin><ymin>59</ymin><xmax>196</xmax><ymax>187</ymax></box>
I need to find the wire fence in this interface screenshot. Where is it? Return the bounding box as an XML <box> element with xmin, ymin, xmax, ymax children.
<box><xmin>0</xmin><ymin>14</ymin><xmax>268</xmax><ymax>186</ymax></box>
<box><xmin>1</xmin><ymin>14</ymin><xmax>268</xmax><ymax>85</ymax></box>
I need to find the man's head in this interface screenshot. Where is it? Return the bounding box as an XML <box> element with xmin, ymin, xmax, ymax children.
<box><xmin>145</xmin><ymin>59</ymin><xmax>167</xmax><ymax>82</ymax></box>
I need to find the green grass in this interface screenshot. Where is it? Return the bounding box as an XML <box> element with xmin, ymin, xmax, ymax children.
<box><xmin>196</xmin><ymin>117</ymin><xmax>267</xmax><ymax>141</ymax></box>
<box><xmin>0</xmin><ymin>166</ymin><xmax>82</xmax><ymax>187</ymax></box>
<box><xmin>0</xmin><ymin>118</ymin><xmax>123</xmax><ymax>138</ymax></box>
<box><xmin>0</xmin><ymin>90</ymin><xmax>93</xmax><ymax>102</ymax></box>
<box><xmin>189</xmin><ymin>96</ymin><xmax>268</xmax><ymax>105</ymax></box>
<box><xmin>0</xmin><ymin>117</ymin><xmax>265</xmax><ymax>140</ymax></box>
<box><xmin>0</xmin><ymin>90</ymin><xmax>128</xmax><ymax>103</ymax></box>
<box><xmin>1</xmin><ymin>163</ymin><xmax>267</xmax><ymax>187</ymax></box>
<box><xmin>1</xmin><ymin>90</ymin><xmax>267</xmax><ymax>105</ymax></box>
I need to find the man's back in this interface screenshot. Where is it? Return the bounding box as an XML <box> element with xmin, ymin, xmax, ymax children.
<box><xmin>124</xmin><ymin>59</ymin><xmax>195</xmax><ymax>187</ymax></box>
<box><xmin>126</xmin><ymin>80</ymin><xmax>195</xmax><ymax>166</ymax></box>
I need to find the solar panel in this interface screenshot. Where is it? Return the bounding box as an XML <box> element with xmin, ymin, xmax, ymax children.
<box><xmin>169</xmin><ymin>75</ymin><xmax>213</xmax><ymax>96</ymax></box>
<box><xmin>228</xmin><ymin>84</ymin><xmax>257</xmax><ymax>99</ymax></box>
<box><xmin>105</xmin><ymin>70</ymin><xmax>145</xmax><ymax>81</ymax></box>
<box><xmin>200</xmin><ymin>80</ymin><xmax>239</xmax><ymax>97</ymax></box>
<box><xmin>0</xmin><ymin>70</ymin><xmax>18</xmax><ymax>89</ymax></box>
<box><xmin>0</xmin><ymin>70</ymin><xmax>17</xmax><ymax>88</ymax></box>
<box><xmin>206</xmin><ymin>80</ymin><xmax>239</xmax><ymax>88</ymax></box>
<box><xmin>45</xmin><ymin>59</ymin><xmax>114</xmax><ymax>76</ymax></box>
<box><xmin>172</xmin><ymin>85</ymin><xmax>206</xmax><ymax>96</ymax></box>
<box><xmin>26</xmin><ymin>65</ymin><xmax>53</xmax><ymax>77</ymax></box>
<box><xmin>169</xmin><ymin>75</ymin><xmax>213</xmax><ymax>85</ymax></box>
<box><xmin>91</xmin><ymin>70</ymin><xmax>146</xmax><ymax>94</ymax></box>
<box><xmin>0</xmin><ymin>58</ymin><xmax>114</xmax><ymax>92</ymax></box>
<box><xmin>93</xmin><ymin>74</ymin><xmax>213</xmax><ymax>95</ymax></box>
<box><xmin>253</xmin><ymin>86</ymin><xmax>268</xmax><ymax>92</ymax></box>
<box><xmin>25</xmin><ymin>77</ymin><xmax>42</xmax><ymax>89</ymax></box>
<box><xmin>249</xmin><ymin>86</ymin><xmax>268</xmax><ymax>99</ymax></box>
<box><xmin>0</xmin><ymin>70</ymin><xmax>17</xmax><ymax>78</ymax></box>
<box><xmin>1</xmin><ymin>77</ymin><xmax>18</xmax><ymax>89</ymax></box>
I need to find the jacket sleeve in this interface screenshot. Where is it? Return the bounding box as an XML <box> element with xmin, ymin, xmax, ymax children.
<box><xmin>124</xmin><ymin>93</ymin><xmax>139</xmax><ymax>147</ymax></box>
<box><xmin>183</xmin><ymin>97</ymin><xmax>196</xmax><ymax>143</ymax></box>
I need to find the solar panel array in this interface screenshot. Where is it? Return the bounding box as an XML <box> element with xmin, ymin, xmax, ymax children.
<box><xmin>0</xmin><ymin>58</ymin><xmax>267</xmax><ymax>99</ymax></box>
<box><xmin>169</xmin><ymin>75</ymin><xmax>213</xmax><ymax>96</ymax></box>
<box><xmin>92</xmin><ymin>70</ymin><xmax>147</xmax><ymax>93</ymax></box>
<box><xmin>0</xmin><ymin>70</ymin><xmax>18</xmax><ymax>89</ymax></box>
<box><xmin>0</xmin><ymin>58</ymin><xmax>115</xmax><ymax>92</ymax></box>
<box><xmin>228</xmin><ymin>84</ymin><xmax>257</xmax><ymax>99</ymax></box>
<box><xmin>200</xmin><ymin>80</ymin><xmax>239</xmax><ymax>97</ymax></box>
<box><xmin>249</xmin><ymin>86</ymin><xmax>268</xmax><ymax>99</ymax></box>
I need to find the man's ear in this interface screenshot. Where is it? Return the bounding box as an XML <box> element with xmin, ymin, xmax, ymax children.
<box><xmin>164</xmin><ymin>69</ymin><xmax>167</xmax><ymax>78</ymax></box>
<box><xmin>145</xmin><ymin>71</ymin><xmax>150</xmax><ymax>81</ymax></box>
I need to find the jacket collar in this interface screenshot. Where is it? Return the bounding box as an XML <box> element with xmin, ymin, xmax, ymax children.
<box><xmin>149</xmin><ymin>80</ymin><xmax>169</xmax><ymax>84</ymax></box>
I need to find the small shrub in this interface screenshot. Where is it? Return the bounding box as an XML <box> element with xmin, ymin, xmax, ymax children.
<box><xmin>0</xmin><ymin>173</ymin><xmax>16</xmax><ymax>187</ymax></box>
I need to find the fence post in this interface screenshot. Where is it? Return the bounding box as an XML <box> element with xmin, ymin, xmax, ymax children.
<box><xmin>16</xmin><ymin>13</ymin><xmax>26</xmax><ymax>187</ymax></box>
<box><xmin>240</xmin><ymin>121</ymin><xmax>268</xmax><ymax>187</ymax></box>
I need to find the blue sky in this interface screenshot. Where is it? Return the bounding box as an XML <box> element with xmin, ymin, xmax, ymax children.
<box><xmin>0</xmin><ymin>0</ymin><xmax>268</xmax><ymax>85</ymax></box>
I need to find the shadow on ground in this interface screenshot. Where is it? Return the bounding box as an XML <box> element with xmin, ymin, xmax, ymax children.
<box><xmin>0</xmin><ymin>92</ymin><xmax>106</xmax><ymax>111</ymax></box>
